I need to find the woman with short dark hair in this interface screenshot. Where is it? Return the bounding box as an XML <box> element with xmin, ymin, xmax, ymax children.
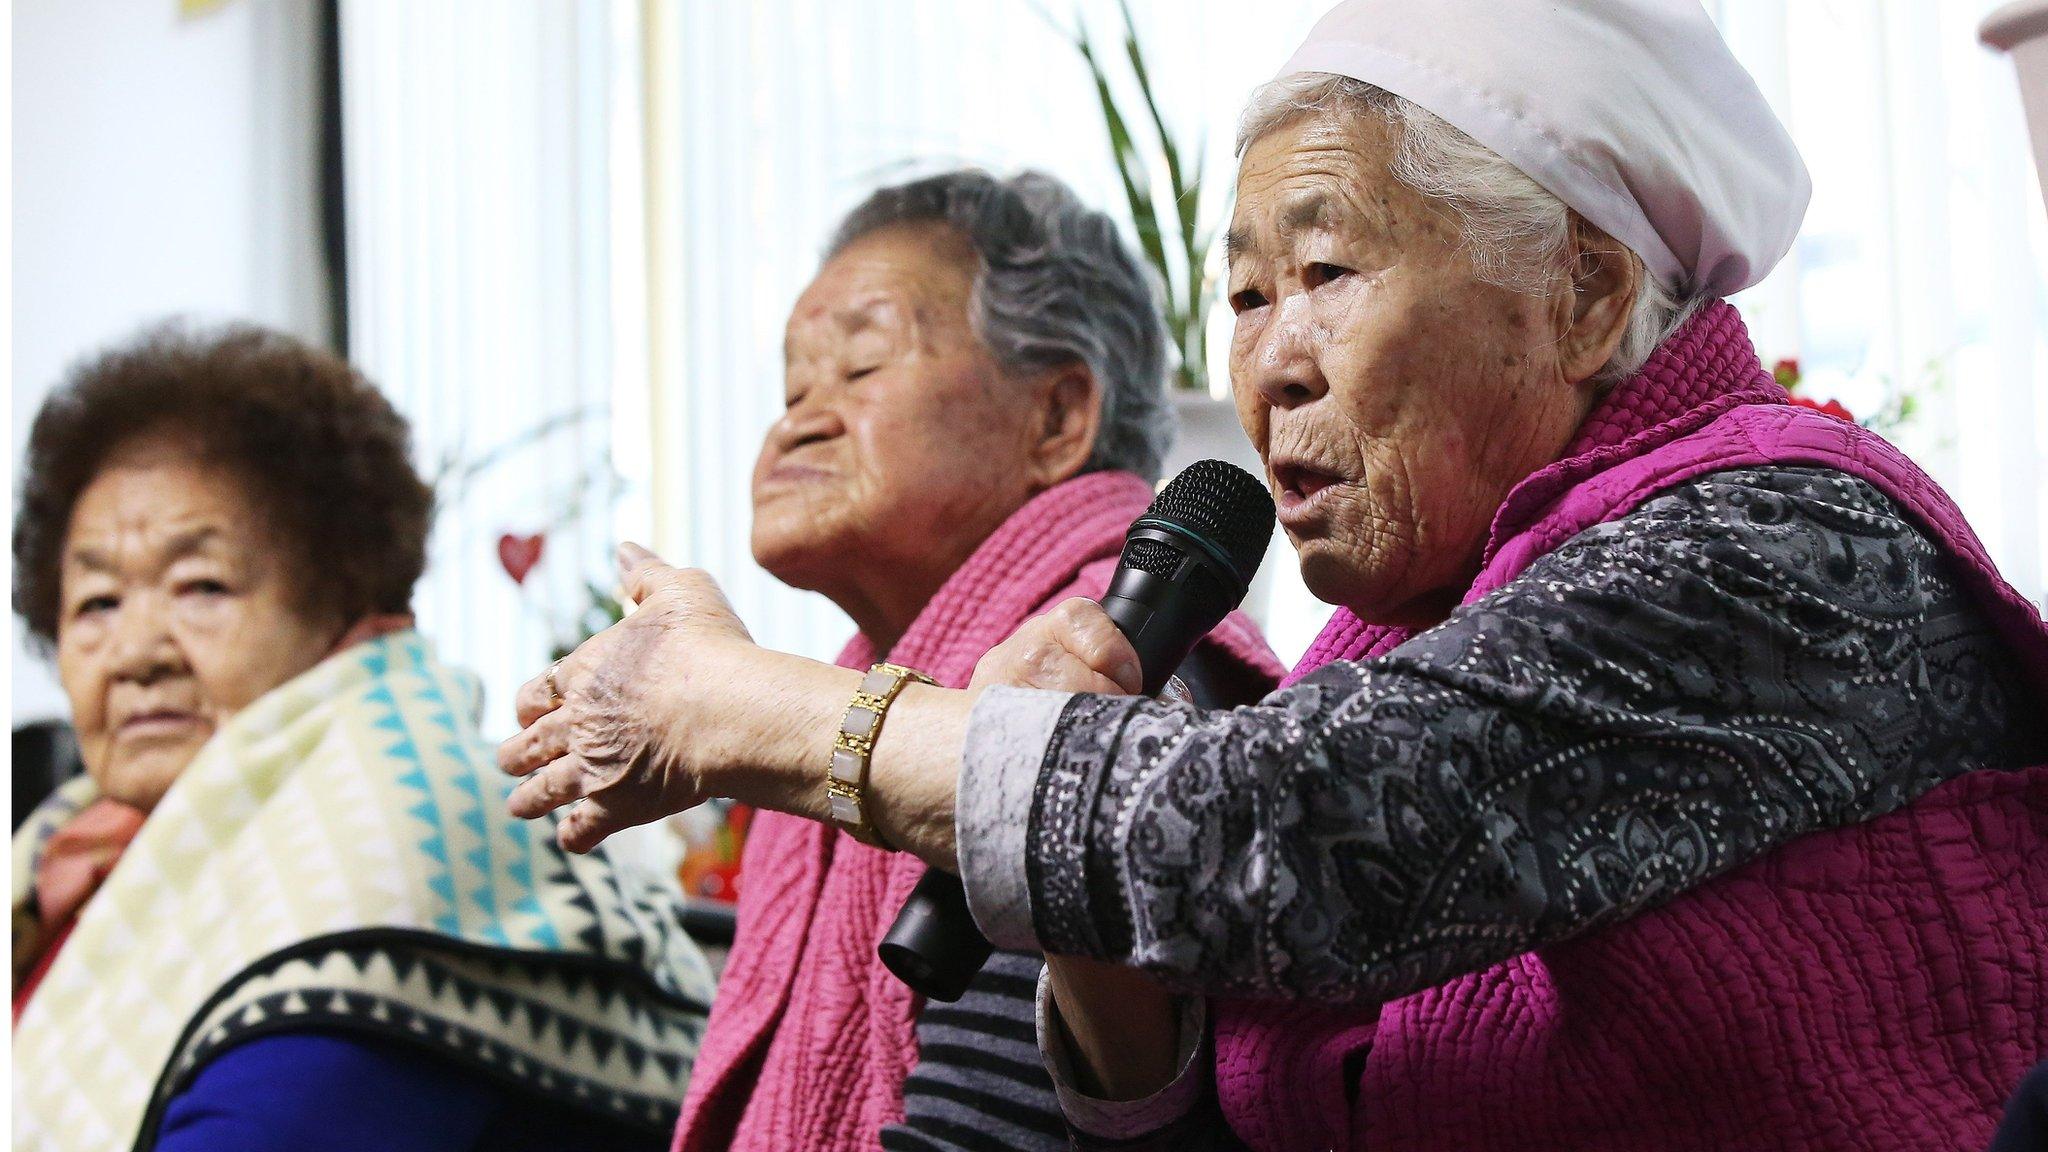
<box><xmin>12</xmin><ymin>323</ymin><xmax>712</xmax><ymax>1152</ymax></box>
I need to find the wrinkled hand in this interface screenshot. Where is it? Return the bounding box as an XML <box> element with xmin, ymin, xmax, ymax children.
<box><xmin>498</xmin><ymin>542</ymin><xmax>754</xmax><ymax>853</ymax></box>
<box><xmin>968</xmin><ymin>597</ymin><xmax>1143</xmax><ymax>695</ymax></box>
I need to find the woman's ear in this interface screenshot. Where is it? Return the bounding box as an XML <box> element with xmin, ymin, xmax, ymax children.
<box><xmin>1556</xmin><ymin>219</ymin><xmax>1641</xmax><ymax>387</ymax></box>
<box><xmin>1025</xmin><ymin>362</ymin><xmax>1103</xmax><ymax>489</ymax></box>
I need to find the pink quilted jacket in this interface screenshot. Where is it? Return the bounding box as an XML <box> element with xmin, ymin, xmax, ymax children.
<box><xmin>1216</xmin><ymin>301</ymin><xmax>2048</xmax><ymax>1151</ymax></box>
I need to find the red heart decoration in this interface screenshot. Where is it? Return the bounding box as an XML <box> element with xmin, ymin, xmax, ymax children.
<box><xmin>498</xmin><ymin>533</ymin><xmax>546</xmax><ymax>585</ymax></box>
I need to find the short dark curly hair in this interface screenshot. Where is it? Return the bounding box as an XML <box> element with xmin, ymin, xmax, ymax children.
<box><xmin>13</xmin><ymin>322</ymin><xmax>435</xmax><ymax>648</ymax></box>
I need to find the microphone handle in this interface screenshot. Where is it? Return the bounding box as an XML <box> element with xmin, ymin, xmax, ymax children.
<box><xmin>876</xmin><ymin>870</ymin><xmax>991</xmax><ymax>1002</ymax></box>
<box><xmin>876</xmin><ymin>588</ymin><xmax>1178</xmax><ymax>1002</ymax></box>
<box><xmin>1096</xmin><ymin>564</ymin><xmax>1229</xmax><ymax>698</ymax></box>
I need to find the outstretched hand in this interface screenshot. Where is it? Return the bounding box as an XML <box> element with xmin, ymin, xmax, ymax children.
<box><xmin>497</xmin><ymin>542</ymin><xmax>755</xmax><ymax>853</ymax></box>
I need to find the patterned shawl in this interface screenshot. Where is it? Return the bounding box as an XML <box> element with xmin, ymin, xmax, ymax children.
<box><xmin>12</xmin><ymin>632</ymin><xmax>714</xmax><ymax>1152</ymax></box>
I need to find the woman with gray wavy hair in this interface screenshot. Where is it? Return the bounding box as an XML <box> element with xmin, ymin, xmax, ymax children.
<box><xmin>664</xmin><ymin>169</ymin><xmax>1280</xmax><ymax>1152</ymax></box>
<box><xmin>506</xmin><ymin>4</ymin><xmax>2048</xmax><ymax>1149</ymax></box>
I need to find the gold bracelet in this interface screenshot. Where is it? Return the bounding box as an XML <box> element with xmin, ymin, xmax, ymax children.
<box><xmin>826</xmin><ymin>662</ymin><xmax>935</xmax><ymax>850</ymax></box>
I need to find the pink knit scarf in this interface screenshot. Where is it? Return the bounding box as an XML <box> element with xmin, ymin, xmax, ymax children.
<box><xmin>1215</xmin><ymin>301</ymin><xmax>2048</xmax><ymax>1150</ymax></box>
<box><xmin>675</xmin><ymin>470</ymin><xmax>1281</xmax><ymax>1152</ymax></box>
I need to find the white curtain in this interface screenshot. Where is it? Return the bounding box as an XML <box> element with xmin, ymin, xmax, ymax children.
<box><xmin>638</xmin><ymin>0</ymin><xmax>2048</xmax><ymax>664</ymax></box>
<box><xmin>339</xmin><ymin>0</ymin><xmax>647</xmax><ymax>731</ymax></box>
<box><xmin>638</xmin><ymin>0</ymin><xmax>1328</xmax><ymax>663</ymax></box>
<box><xmin>1716</xmin><ymin>0</ymin><xmax>2047</xmax><ymax>609</ymax></box>
<box><xmin>343</xmin><ymin>0</ymin><xmax>2046</xmax><ymax>699</ymax></box>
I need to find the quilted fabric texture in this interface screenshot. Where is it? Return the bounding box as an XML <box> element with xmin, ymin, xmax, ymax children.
<box><xmin>673</xmin><ymin>471</ymin><xmax>1281</xmax><ymax>1152</ymax></box>
<box><xmin>1221</xmin><ymin>300</ymin><xmax>2048</xmax><ymax>1150</ymax></box>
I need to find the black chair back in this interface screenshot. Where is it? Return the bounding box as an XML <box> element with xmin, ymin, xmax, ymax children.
<box><xmin>13</xmin><ymin>721</ymin><xmax>82</xmax><ymax>830</ymax></box>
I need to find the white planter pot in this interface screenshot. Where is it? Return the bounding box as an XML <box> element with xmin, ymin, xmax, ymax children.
<box><xmin>1163</xmin><ymin>390</ymin><xmax>1260</xmax><ymax>479</ymax></box>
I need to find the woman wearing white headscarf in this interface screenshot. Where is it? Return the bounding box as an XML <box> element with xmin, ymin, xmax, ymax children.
<box><xmin>502</xmin><ymin>2</ymin><xmax>2048</xmax><ymax>1148</ymax></box>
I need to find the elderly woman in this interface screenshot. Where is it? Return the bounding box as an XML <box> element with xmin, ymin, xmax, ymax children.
<box><xmin>12</xmin><ymin>325</ymin><xmax>712</xmax><ymax>1152</ymax></box>
<box><xmin>668</xmin><ymin>170</ymin><xmax>1280</xmax><ymax>1151</ymax></box>
<box><xmin>503</xmin><ymin>3</ymin><xmax>2048</xmax><ymax>1149</ymax></box>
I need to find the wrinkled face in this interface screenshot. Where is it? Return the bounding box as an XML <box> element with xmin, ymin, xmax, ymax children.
<box><xmin>1226</xmin><ymin>111</ymin><xmax>1597</xmax><ymax>623</ymax></box>
<box><xmin>55</xmin><ymin>432</ymin><xmax>343</xmax><ymax>810</ymax></box>
<box><xmin>752</xmin><ymin>223</ymin><xmax>1045</xmax><ymax>601</ymax></box>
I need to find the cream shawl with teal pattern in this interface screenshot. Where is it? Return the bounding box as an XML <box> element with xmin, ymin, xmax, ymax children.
<box><xmin>12</xmin><ymin>632</ymin><xmax>712</xmax><ymax>1151</ymax></box>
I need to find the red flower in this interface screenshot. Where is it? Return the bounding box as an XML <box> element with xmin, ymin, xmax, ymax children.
<box><xmin>1788</xmin><ymin>395</ymin><xmax>1855</xmax><ymax>422</ymax></box>
<box><xmin>1772</xmin><ymin>357</ymin><xmax>1801</xmax><ymax>390</ymax></box>
<box><xmin>498</xmin><ymin>533</ymin><xmax>546</xmax><ymax>585</ymax></box>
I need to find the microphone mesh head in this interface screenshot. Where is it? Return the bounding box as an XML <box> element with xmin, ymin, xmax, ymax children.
<box><xmin>1131</xmin><ymin>459</ymin><xmax>1275</xmax><ymax>583</ymax></box>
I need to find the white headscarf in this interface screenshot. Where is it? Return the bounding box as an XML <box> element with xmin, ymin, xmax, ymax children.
<box><xmin>1276</xmin><ymin>0</ymin><xmax>1810</xmax><ymax>295</ymax></box>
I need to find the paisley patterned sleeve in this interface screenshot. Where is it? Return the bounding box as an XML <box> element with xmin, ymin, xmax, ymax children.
<box><xmin>1017</xmin><ymin>466</ymin><xmax>2042</xmax><ymax>1002</ymax></box>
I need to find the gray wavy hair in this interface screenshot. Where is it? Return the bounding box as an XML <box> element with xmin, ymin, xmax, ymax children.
<box><xmin>1238</xmin><ymin>74</ymin><xmax>1706</xmax><ymax>387</ymax></box>
<box><xmin>827</xmin><ymin>170</ymin><xmax>1175</xmax><ymax>480</ymax></box>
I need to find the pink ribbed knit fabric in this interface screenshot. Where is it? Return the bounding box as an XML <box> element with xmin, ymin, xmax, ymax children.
<box><xmin>673</xmin><ymin>470</ymin><xmax>1282</xmax><ymax>1152</ymax></box>
<box><xmin>1218</xmin><ymin>301</ymin><xmax>2048</xmax><ymax>1150</ymax></box>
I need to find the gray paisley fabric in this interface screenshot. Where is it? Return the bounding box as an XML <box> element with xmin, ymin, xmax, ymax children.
<box><xmin>1027</xmin><ymin>466</ymin><xmax>2044</xmax><ymax>1004</ymax></box>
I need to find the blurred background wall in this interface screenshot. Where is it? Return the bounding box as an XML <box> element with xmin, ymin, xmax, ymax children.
<box><xmin>13</xmin><ymin>0</ymin><xmax>2048</xmax><ymax>738</ymax></box>
<box><xmin>12</xmin><ymin>0</ymin><xmax>330</xmax><ymax>720</ymax></box>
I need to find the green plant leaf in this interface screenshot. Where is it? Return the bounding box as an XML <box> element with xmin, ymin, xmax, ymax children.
<box><xmin>1067</xmin><ymin>3</ymin><xmax>1230</xmax><ymax>391</ymax></box>
<box><xmin>1079</xmin><ymin>31</ymin><xmax>1168</xmax><ymax>279</ymax></box>
<box><xmin>1118</xmin><ymin>0</ymin><xmax>1195</xmax><ymax>266</ymax></box>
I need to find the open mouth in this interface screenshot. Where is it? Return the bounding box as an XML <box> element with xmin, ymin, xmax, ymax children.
<box><xmin>1272</xmin><ymin>461</ymin><xmax>1347</xmax><ymax>513</ymax></box>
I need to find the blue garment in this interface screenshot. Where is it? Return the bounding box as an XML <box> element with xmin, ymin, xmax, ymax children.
<box><xmin>1990</xmin><ymin>1061</ymin><xmax>2048</xmax><ymax>1152</ymax></box>
<box><xmin>154</xmin><ymin>1030</ymin><xmax>666</xmax><ymax>1152</ymax></box>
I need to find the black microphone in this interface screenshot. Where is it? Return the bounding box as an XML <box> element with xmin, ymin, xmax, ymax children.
<box><xmin>878</xmin><ymin>460</ymin><xmax>1275</xmax><ymax>1001</ymax></box>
